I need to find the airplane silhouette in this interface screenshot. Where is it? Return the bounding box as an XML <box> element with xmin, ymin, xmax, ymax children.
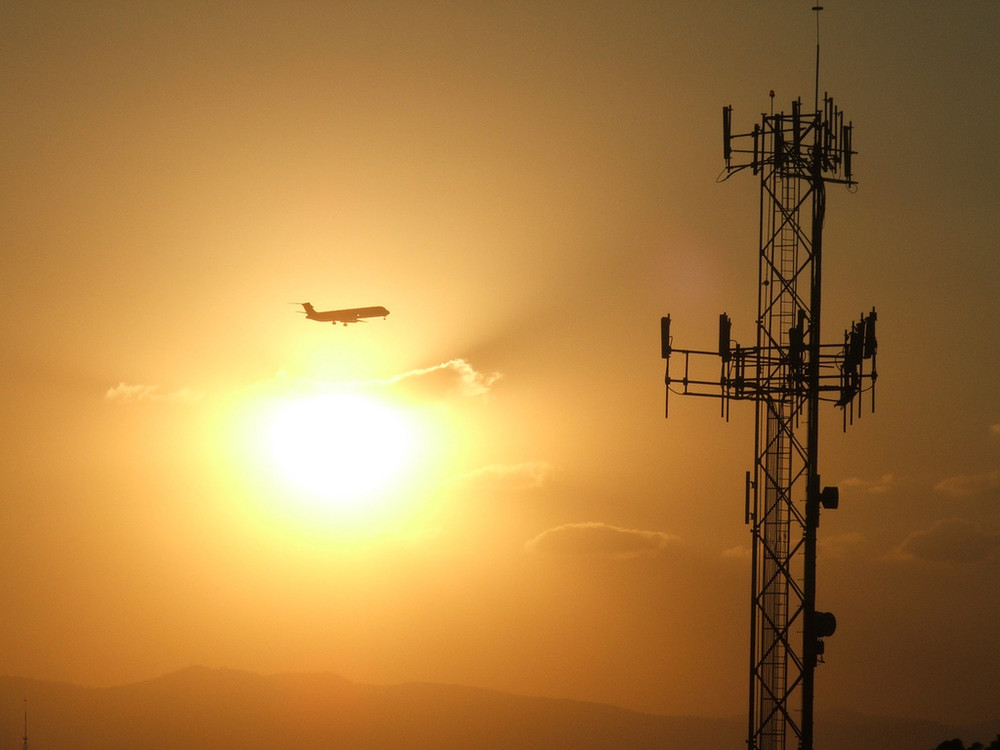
<box><xmin>296</xmin><ymin>302</ymin><xmax>390</xmax><ymax>326</ymax></box>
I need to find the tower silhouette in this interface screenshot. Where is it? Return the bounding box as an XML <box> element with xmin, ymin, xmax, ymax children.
<box><xmin>659</xmin><ymin>10</ymin><xmax>878</xmax><ymax>750</ymax></box>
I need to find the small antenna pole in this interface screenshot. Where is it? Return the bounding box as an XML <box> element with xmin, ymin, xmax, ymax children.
<box><xmin>812</xmin><ymin>6</ymin><xmax>823</xmax><ymax>111</ymax></box>
<box><xmin>23</xmin><ymin>697</ymin><xmax>29</xmax><ymax>750</ymax></box>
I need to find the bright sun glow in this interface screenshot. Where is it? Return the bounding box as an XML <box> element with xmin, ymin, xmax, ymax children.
<box><xmin>258</xmin><ymin>391</ymin><xmax>418</xmax><ymax>520</ymax></box>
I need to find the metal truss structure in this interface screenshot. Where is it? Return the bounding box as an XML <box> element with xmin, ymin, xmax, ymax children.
<box><xmin>660</xmin><ymin>91</ymin><xmax>877</xmax><ymax>750</ymax></box>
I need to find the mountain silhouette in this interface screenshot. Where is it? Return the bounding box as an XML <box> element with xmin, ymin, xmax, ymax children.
<box><xmin>0</xmin><ymin>666</ymin><xmax>990</xmax><ymax>750</ymax></box>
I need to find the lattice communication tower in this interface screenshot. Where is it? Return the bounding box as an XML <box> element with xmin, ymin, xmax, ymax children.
<box><xmin>658</xmin><ymin>17</ymin><xmax>878</xmax><ymax>750</ymax></box>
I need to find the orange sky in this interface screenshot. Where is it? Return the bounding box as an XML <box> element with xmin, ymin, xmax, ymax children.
<box><xmin>1</xmin><ymin>1</ymin><xmax>998</xmax><ymax>726</ymax></box>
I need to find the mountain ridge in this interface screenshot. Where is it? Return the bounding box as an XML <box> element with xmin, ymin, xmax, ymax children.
<box><xmin>0</xmin><ymin>666</ymin><xmax>992</xmax><ymax>750</ymax></box>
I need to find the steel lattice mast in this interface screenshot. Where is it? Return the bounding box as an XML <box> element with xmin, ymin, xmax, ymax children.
<box><xmin>659</xmin><ymin>72</ymin><xmax>878</xmax><ymax>750</ymax></box>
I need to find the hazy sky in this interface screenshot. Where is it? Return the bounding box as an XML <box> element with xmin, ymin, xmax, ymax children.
<box><xmin>2</xmin><ymin>1</ymin><xmax>998</xmax><ymax>726</ymax></box>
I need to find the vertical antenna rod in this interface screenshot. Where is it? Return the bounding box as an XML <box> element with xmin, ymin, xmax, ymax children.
<box><xmin>813</xmin><ymin>6</ymin><xmax>823</xmax><ymax>111</ymax></box>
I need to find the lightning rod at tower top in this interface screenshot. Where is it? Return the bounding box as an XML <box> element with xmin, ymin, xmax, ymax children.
<box><xmin>659</xmin><ymin>6</ymin><xmax>879</xmax><ymax>750</ymax></box>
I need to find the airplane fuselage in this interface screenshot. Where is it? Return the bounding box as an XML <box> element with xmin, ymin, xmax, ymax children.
<box><xmin>299</xmin><ymin>303</ymin><xmax>389</xmax><ymax>325</ymax></box>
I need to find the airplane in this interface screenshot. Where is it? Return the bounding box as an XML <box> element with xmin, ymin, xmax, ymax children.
<box><xmin>296</xmin><ymin>302</ymin><xmax>390</xmax><ymax>326</ymax></box>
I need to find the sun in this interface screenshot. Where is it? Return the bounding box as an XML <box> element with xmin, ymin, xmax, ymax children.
<box><xmin>257</xmin><ymin>391</ymin><xmax>418</xmax><ymax>520</ymax></box>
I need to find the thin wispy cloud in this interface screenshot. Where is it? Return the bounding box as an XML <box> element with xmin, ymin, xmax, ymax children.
<box><xmin>721</xmin><ymin>545</ymin><xmax>750</xmax><ymax>560</ymax></box>
<box><xmin>272</xmin><ymin>359</ymin><xmax>501</xmax><ymax>400</ymax></box>
<box><xmin>374</xmin><ymin>358</ymin><xmax>501</xmax><ymax>399</ymax></box>
<box><xmin>819</xmin><ymin>531</ymin><xmax>865</xmax><ymax>558</ymax></box>
<box><xmin>934</xmin><ymin>471</ymin><xmax>1000</xmax><ymax>497</ymax></box>
<box><xmin>526</xmin><ymin>522</ymin><xmax>680</xmax><ymax>558</ymax></box>
<box><xmin>893</xmin><ymin>518</ymin><xmax>1000</xmax><ymax>564</ymax></box>
<box><xmin>110</xmin><ymin>358</ymin><xmax>500</xmax><ymax>405</ymax></box>
<box><xmin>105</xmin><ymin>383</ymin><xmax>203</xmax><ymax>404</ymax></box>
<box><xmin>447</xmin><ymin>461</ymin><xmax>555</xmax><ymax>490</ymax></box>
<box><xmin>839</xmin><ymin>473</ymin><xmax>897</xmax><ymax>495</ymax></box>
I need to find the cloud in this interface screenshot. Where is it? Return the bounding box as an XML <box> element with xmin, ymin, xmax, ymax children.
<box><xmin>839</xmin><ymin>473</ymin><xmax>897</xmax><ymax>495</ymax></box>
<box><xmin>105</xmin><ymin>382</ymin><xmax>203</xmax><ymax>404</ymax></box>
<box><xmin>990</xmin><ymin>423</ymin><xmax>1000</xmax><ymax>437</ymax></box>
<box><xmin>373</xmin><ymin>358</ymin><xmax>501</xmax><ymax>399</ymax></box>
<box><xmin>934</xmin><ymin>471</ymin><xmax>1000</xmax><ymax>497</ymax></box>
<box><xmin>254</xmin><ymin>359</ymin><xmax>500</xmax><ymax>401</ymax></box>
<box><xmin>447</xmin><ymin>461</ymin><xmax>555</xmax><ymax>491</ymax></box>
<box><xmin>153</xmin><ymin>358</ymin><xmax>500</xmax><ymax>405</ymax></box>
<box><xmin>819</xmin><ymin>531</ymin><xmax>865</xmax><ymax>558</ymax></box>
<box><xmin>721</xmin><ymin>545</ymin><xmax>750</xmax><ymax>560</ymax></box>
<box><xmin>526</xmin><ymin>522</ymin><xmax>680</xmax><ymax>558</ymax></box>
<box><xmin>894</xmin><ymin>519</ymin><xmax>1000</xmax><ymax>564</ymax></box>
